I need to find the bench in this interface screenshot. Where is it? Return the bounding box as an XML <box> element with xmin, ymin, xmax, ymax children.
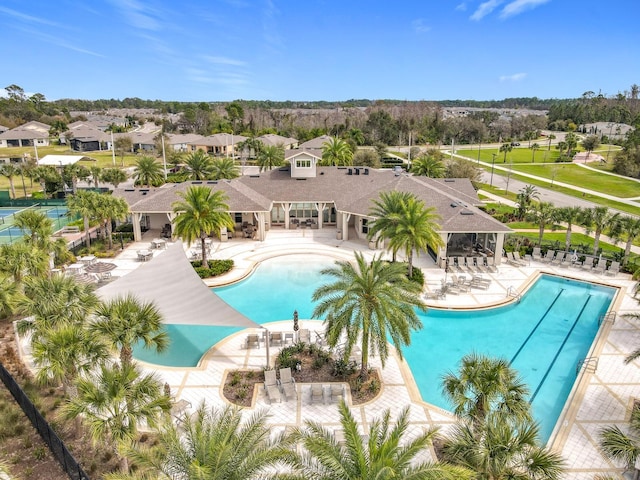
<box><xmin>62</xmin><ymin>226</ymin><xmax>80</xmax><ymax>234</ymax></box>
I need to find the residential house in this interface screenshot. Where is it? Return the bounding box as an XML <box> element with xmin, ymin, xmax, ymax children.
<box><xmin>0</xmin><ymin>121</ymin><xmax>51</xmax><ymax>148</ymax></box>
<box><xmin>188</xmin><ymin>133</ymin><xmax>247</xmax><ymax>156</ymax></box>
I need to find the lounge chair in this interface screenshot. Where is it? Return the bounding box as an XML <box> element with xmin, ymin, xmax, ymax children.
<box><xmin>329</xmin><ymin>384</ymin><xmax>345</xmax><ymax>403</ymax></box>
<box><xmin>442</xmin><ymin>279</ymin><xmax>460</xmax><ymax>295</ymax></box>
<box><xmin>281</xmin><ymin>381</ymin><xmax>297</xmax><ymax>401</ymax></box>
<box><xmin>447</xmin><ymin>257</ymin><xmax>458</xmax><ymax>272</ymax></box>
<box><xmin>605</xmin><ymin>261</ymin><xmax>620</xmax><ymax>277</ymax></box>
<box><xmin>557</xmin><ymin>253</ymin><xmax>571</xmax><ymax>268</ymax></box>
<box><xmin>592</xmin><ymin>260</ymin><xmax>606</xmax><ymax>275</ymax></box>
<box><xmin>469</xmin><ymin>274</ymin><xmax>491</xmax><ymax>290</ymax></box>
<box><xmin>298</xmin><ymin>328</ymin><xmax>311</xmax><ymax>344</ymax></box>
<box><xmin>550</xmin><ymin>251</ymin><xmax>566</xmax><ymax>265</ymax></box>
<box><xmin>310</xmin><ymin>384</ymin><xmax>325</xmax><ymax>404</ymax></box>
<box><xmin>450</xmin><ymin>274</ymin><xmax>471</xmax><ymax>292</ymax></box>
<box><xmin>484</xmin><ymin>257</ymin><xmax>498</xmax><ymax>273</ymax></box>
<box><xmin>581</xmin><ymin>258</ymin><xmax>595</xmax><ymax>271</ymax></box>
<box><xmin>279</xmin><ymin>367</ymin><xmax>295</xmax><ymax>386</ymax></box>
<box><xmin>513</xmin><ymin>251</ymin><xmax>528</xmax><ymax>266</ymax></box>
<box><xmin>531</xmin><ymin>247</ymin><xmax>542</xmax><ymax>262</ymax></box>
<box><xmin>457</xmin><ymin>256</ymin><xmax>470</xmax><ymax>273</ymax></box>
<box><xmin>264</xmin><ymin>369</ymin><xmax>281</xmax><ymax>403</ymax></box>
<box><xmin>245</xmin><ymin>333</ymin><xmax>260</xmax><ymax>349</ymax></box>
<box><xmin>541</xmin><ymin>250</ymin><xmax>555</xmax><ymax>263</ymax></box>
<box><xmin>423</xmin><ymin>288</ymin><xmax>446</xmax><ymax>300</ymax></box>
<box><xmin>506</xmin><ymin>252</ymin><xmax>523</xmax><ymax>267</ymax></box>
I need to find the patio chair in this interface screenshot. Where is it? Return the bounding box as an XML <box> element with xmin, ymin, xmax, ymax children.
<box><xmin>469</xmin><ymin>274</ymin><xmax>491</xmax><ymax>290</ymax></box>
<box><xmin>270</xmin><ymin>331</ymin><xmax>284</xmax><ymax>346</ymax></box>
<box><xmin>592</xmin><ymin>260</ymin><xmax>606</xmax><ymax>275</ymax></box>
<box><xmin>581</xmin><ymin>257</ymin><xmax>595</xmax><ymax>271</ymax></box>
<box><xmin>442</xmin><ymin>279</ymin><xmax>460</xmax><ymax>295</ymax></box>
<box><xmin>474</xmin><ymin>257</ymin><xmax>489</xmax><ymax>273</ymax></box>
<box><xmin>605</xmin><ymin>261</ymin><xmax>620</xmax><ymax>277</ymax></box>
<box><xmin>550</xmin><ymin>251</ymin><xmax>566</xmax><ymax>265</ymax></box>
<box><xmin>457</xmin><ymin>256</ymin><xmax>470</xmax><ymax>273</ymax></box>
<box><xmin>298</xmin><ymin>328</ymin><xmax>311</xmax><ymax>344</ymax></box>
<box><xmin>484</xmin><ymin>257</ymin><xmax>498</xmax><ymax>273</ymax></box>
<box><xmin>264</xmin><ymin>369</ymin><xmax>278</xmax><ymax>390</ymax></box>
<box><xmin>505</xmin><ymin>252</ymin><xmax>521</xmax><ymax>266</ymax></box>
<box><xmin>451</xmin><ymin>274</ymin><xmax>471</xmax><ymax>292</ymax></box>
<box><xmin>557</xmin><ymin>253</ymin><xmax>571</xmax><ymax>268</ymax></box>
<box><xmin>266</xmin><ymin>385</ymin><xmax>282</xmax><ymax>404</ymax></box>
<box><xmin>541</xmin><ymin>250</ymin><xmax>555</xmax><ymax>263</ymax></box>
<box><xmin>310</xmin><ymin>384</ymin><xmax>325</xmax><ymax>405</ymax></box>
<box><xmin>329</xmin><ymin>384</ymin><xmax>345</xmax><ymax>403</ymax></box>
<box><xmin>423</xmin><ymin>288</ymin><xmax>446</xmax><ymax>300</ymax></box>
<box><xmin>279</xmin><ymin>367</ymin><xmax>295</xmax><ymax>386</ymax></box>
<box><xmin>513</xmin><ymin>251</ymin><xmax>528</xmax><ymax>266</ymax></box>
<box><xmin>245</xmin><ymin>333</ymin><xmax>260</xmax><ymax>349</ymax></box>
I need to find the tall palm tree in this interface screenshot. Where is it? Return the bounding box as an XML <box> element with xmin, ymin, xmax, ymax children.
<box><xmin>210</xmin><ymin>157</ymin><xmax>240</xmax><ymax>180</ymax></box>
<box><xmin>0</xmin><ymin>164</ymin><xmax>18</xmax><ymax>199</ymax></box>
<box><xmin>527</xmin><ymin>201</ymin><xmax>557</xmax><ymax>247</ymax></box>
<box><xmin>184</xmin><ymin>150</ymin><xmax>214</xmax><ymax>180</ymax></box>
<box><xmin>442</xmin><ymin>415</ymin><xmax>564</xmax><ymax>480</ymax></box>
<box><xmin>367</xmin><ymin>190</ymin><xmax>413</xmax><ymax>261</ymax></box>
<box><xmin>599</xmin><ymin>407</ymin><xmax>640</xmax><ymax>478</ymax></box>
<box><xmin>312</xmin><ymin>252</ymin><xmax>425</xmax><ymax>379</ymax></box>
<box><xmin>322</xmin><ymin>136</ymin><xmax>353</xmax><ymax>166</ymax></box>
<box><xmin>530</xmin><ymin>142</ymin><xmax>540</xmax><ymax>162</ymax></box>
<box><xmin>63</xmin><ymin>361</ymin><xmax>170</xmax><ymax>473</ymax></box>
<box><xmin>13</xmin><ymin>209</ymin><xmax>53</xmax><ymax>249</ymax></box>
<box><xmin>67</xmin><ymin>190</ymin><xmax>99</xmax><ymax>249</ymax></box>
<box><xmin>62</xmin><ymin>163</ymin><xmax>90</xmax><ymax>194</ymax></box>
<box><xmin>93</xmin><ymin>194</ymin><xmax>129</xmax><ymax>250</ymax></box>
<box><xmin>515</xmin><ymin>184</ymin><xmax>539</xmax><ymax>220</ymax></box>
<box><xmin>256</xmin><ymin>144</ymin><xmax>284</xmax><ymax>171</ymax></box>
<box><xmin>17</xmin><ymin>275</ymin><xmax>100</xmax><ymax>340</ymax></box>
<box><xmin>557</xmin><ymin>206</ymin><xmax>582</xmax><ymax>252</ymax></box>
<box><xmin>442</xmin><ymin>353</ymin><xmax>531</xmax><ymax>432</ymax></box>
<box><xmin>172</xmin><ymin>186</ymin><xmax>234</xmax><ymax>269</ymax></box>
<box><xmin>112</xmin><ymin>403</ymin><xmax>294</xmax><ymax>480</ymax></box>
<box><xmin>611</xmin><ymin>215</ymin><xmax>640</xmax><ymax>266</ymax></box>
<box><xmin>92</xmin><ymin>294</ymin><xmax>168</xmax><ymax>367</ymax></box>
<box><xmin>290</xmin><ymin>400</ymin><xmax>472</xmax><ymax>480</ymax></box>
<box><xmin>388</xmin><ymin>196</ymin><xmax>444</xmax><ymax>278</ymax></box>
<box><xmin>31</xmin><ymin>323</ymin><xmax>109</xmax><ymax>395</ymax></box>
<box><xmin>89</xmin><ymin>165</ymin><xmax>103</xmax><ymax>189</ymax></box>
<box><xmin>237</xmin><ymin>136</ymin><xmax>263</xmax><ymax>160</ymax></box>
<box><xmin>581</xmin><ymin>206</ymin><xmax>619</xmax><ymax>255</ymax></box>
<box><xmin>499</xmin><ymin>142</ymin><xmax>512</xmax><ymax>163</ymax></box>
<box><xmin>0</xmin><ymin>241</ymin><xmax>48</xmax><ymax>283</ymax></box>
<box><xmin>133</xmin><ymin>156</ymin><xmax>164</xmax><ymax>187</ymax></box>
<box><xmin>411</xmin><ymin>153</ymin><xmax>446</xmax><ymax>177</ymax></box>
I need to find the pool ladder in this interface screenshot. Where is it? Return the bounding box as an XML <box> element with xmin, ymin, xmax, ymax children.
<box><xmin>598</xmin><ymin>311</ymin><xmax>617</xmax><ymax>326</ymax></box>
<box><xmin>576</xmin><ymin>357</ymin><xmax>598</xmax><ymax>375</ymax></box>
<box><xmin>506</xmin><ymin>286</ymin><xmax>522</xmax><ymax>303</ymax></box>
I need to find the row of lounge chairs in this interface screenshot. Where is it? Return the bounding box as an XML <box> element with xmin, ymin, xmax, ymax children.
<box><xmin>447</xmin><ymin>256</ymin><xmax>498</xmax><ymax>274</ymax></box>
<box><xmin>423</xmin><ymin>273</ymin><xmax>492</xmax><ymax>300</ymax></box>
<box><xmin>264</xmin><ymin>367</ymin><xmax>297</xmax><ymax>403</ymax></box>
<box><xmin>530</xmin><ymin>247</ymin><xmax>620</xmax><ymax>276</ymax></box>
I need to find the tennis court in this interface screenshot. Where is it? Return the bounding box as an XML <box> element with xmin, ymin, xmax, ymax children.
<box><xmin>0</xmin><ymin>205</ymin><xmax>72</xmax><ymax>244</ymax></box>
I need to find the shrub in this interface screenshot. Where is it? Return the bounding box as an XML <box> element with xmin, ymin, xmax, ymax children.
<box><xmin>229</xmin><ymin>371</ymin><xmax>241</xmax><ymax>387</ymax></box>
<box><xmin>333</xmin><ymin>359</ymin><xmax>356</xmax><ymax>378</ymax></box>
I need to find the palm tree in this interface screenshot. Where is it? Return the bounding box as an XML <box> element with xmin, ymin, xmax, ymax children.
<box><xmin>312</xmin><ymin>252</ymin><xmax>425</xmax><ymax>379</ymax></box>
<box><xmin>67</xmin><ymin>190</ymin><xmax>98</xmax><ymax>249</ymax></box>
<box><xmin>184</xmin><ymin>150</ymin><xmax>214</xmax><ymax>180</ymax></box>
<box><xmin>0</xmin><ymin>272</ymin><xmax>21</xmax><ymax>319</ymax></box>
<box><xmin>411</xmin><ymin>152</ymin><xmax>446</xmax><ymax>177</ymax></box>
<box><xmin>133</xmin><ymin>156</ymin><xmax>164</xmax><ymax>187</ymax></box>
<box><xmin>611</xmin><ymin>216</ymin><xmax>640</xmax><ymax>266</ymax></box>
<box><xmin>31</xmin><ymin>323</ymin><xmax>109</xmax><ymax>395</ymax></box>
<box><xmin>556</xmin><ymin>206</ymin><xmax>582</xmax><ymax>252</ymax></box>
<box><xmin>388</xmin><ymin>196</ymin><xmax>444</xmax><ymax>278</ymax></box>
<box><xmin>442</xmin><ymin>353</ymin><xmax>531</xmax><ymax>431</ymax></box>
<box><xmin>441</xmin><ymin>414</ymin><xmax>564</xmax><ymax>480</ymax></box>
<box><xmin>322</xmin><ymin>136</ymin><xmax>353</xmax><ymax>166</ymax></box>
<box><xmin>62</xmin><ymin>163</ymin><xmax>90</xmax><ymax>194</ymax></box>
<box><xmin>499</xmin><ymin>142</ymin><xmax>512</xmax><ymax>163</ymax></box>
<box><xmin>530</xmin><ymin>142</ymin><xmax>540</xmax><ymax>162</ymax></box>
<box><xmin>210</xmin><ymin>157</ymin><xmax>240</xmax><ymax>180</ymax></box>
<box><xmin>367</xmin><ymin>191</ymin><xmax>413</xmax><ymax>261</ymax></box>
<box><xmin>102</xmin><ymin>168</ymin><xmax>128</xmax><ymax>189</ymax></box>
<box><xmin>172</xmin><ymin>186</ymin><xmax>234</xmax><ymax>269</ymax></box>
<box><xmin>527</xmin><ymin>201</ymin><xmax>557</xmax><ymax>247</ymax></box>
<box><xmin>515</xmin><ymin>184</ymin><xmax>539</xmax><ymax>220</ymax></box>
<box><xmin>112</xmin><ymin>403</ymin><xmax>293</xmax><ymax>480</ymax></box>
<box><xmin>92</xmin><ymin>294</ymin><xmax>168</xmax><ymax>367</ymax></box>
<box><xmin>13</xmin><ymin>209</ymin><xmax>53</xmax><ymax>249</ymax></box>
<box><xmin>17</xmin><ymin>275</ymin><xmax>100</xmax><ymax>340</ymax></box>
<box><xmin>89</xmin><ymin>165</ymin><xmax>103</xmax><ymax>189</ymax></box>
<box><xmin>0</xmin><ymin>164</ymin><xmax>18</xmax><ymax>199</ymax></box>
<box><xmin>93</xmin><ymin>194</ymin><xmax>129</xmax><ymax>250</ymax></box>
<box><xmin>256</xmin><ymin>144</ymin><xmax>284</xmax><ymax>171</ymax></box>
<box><xmin>599</xmin><ymin>407</ymin><xmax>640</xmax><ymax>479</ymax></box>
<box><xmin>0</xmin><ymin>241</ymin><xmax>48</xmax><ymax>283</ymax></box>
<box><xmin>581</xmin><ymin>206</ymin><xmax>619</xmax><ymax>255</ymax></box>
<box><xmin>63</xmin><ymin>361</ymin><xmax>170</xmax><ymax>473</ymax></box>
<box><xmin>237</xmin><ymin>136</ymin><xmax>263</xmax><ymax>160</ymax></box>
<box><xmin>290</xmin><ymin>400</ymin><xmax>472</xmax><ymax>480</ymax></box>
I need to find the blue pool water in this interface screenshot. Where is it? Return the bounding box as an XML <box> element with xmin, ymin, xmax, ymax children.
<box><xmin>133</xmin><ymin>255</ymin><xmax>616</xmax><ymax>442</ymax></box>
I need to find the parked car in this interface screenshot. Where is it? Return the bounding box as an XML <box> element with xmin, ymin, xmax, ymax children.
<box><xmin>510</xmin><ymin>142</ymin><xmax>521</xmax><ymax>146</ymax></box>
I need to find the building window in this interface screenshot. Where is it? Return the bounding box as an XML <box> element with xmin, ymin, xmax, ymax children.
<box><xmin>362</xmin><ymin>218</ymin><xmax>369</xmax><ymax>234</ymax></box>
<box><xmin>296</xmin><ymin>159</ymin><xmax>311</xmax><ymax>168</ymax></box>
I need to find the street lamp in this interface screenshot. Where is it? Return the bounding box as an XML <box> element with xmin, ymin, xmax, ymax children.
<box><xmin>490</xmin><ymin>153</ymin><xmax>497</xmax><ymax>187</ymax></box>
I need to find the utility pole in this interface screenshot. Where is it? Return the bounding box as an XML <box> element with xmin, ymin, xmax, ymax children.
<box><xmin>490</xmin><ymin>153</ymin><xmax>497</xmax><ymax>187</ymax></box>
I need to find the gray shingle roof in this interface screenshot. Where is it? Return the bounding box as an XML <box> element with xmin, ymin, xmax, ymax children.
<box><xmin>0</xmin><ymin>120</ymin><xmax>50</xmax><ymax>140</ymax></box>
<box><xmin>114</xmin><ymin>168</ymin><xmax>509</xmax><ymax>234</ymax></box>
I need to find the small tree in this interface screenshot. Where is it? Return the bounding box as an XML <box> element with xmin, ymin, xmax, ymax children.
<box><xmin>581</xmin><ymin>135</ymin><xmax>601</xmax><ymax>161</ymax></box>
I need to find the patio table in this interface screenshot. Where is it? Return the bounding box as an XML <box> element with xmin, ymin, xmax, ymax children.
<box><xmin>151</xmin><ymin>238</ymin><xmax>166</xmax><ymax>250</ymax></box>
<box><xmin>79</xmin><ymin>255</ymin><xmax>96</xmax><ymax>265</ymax></box>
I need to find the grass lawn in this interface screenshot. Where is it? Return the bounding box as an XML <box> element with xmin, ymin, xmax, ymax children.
<box><xmin>508</xmin><ymin>222</ymin><xmax>565</xmax><ymax>230</ymax></box>
<box><xmin>457</xmin><ymin>147</ymin><xmax>563</xmax><ymax>164</ymax></box>
<box><xmin>509</xmin><ymin>163</ymin><xmax>640</xmax><ymax>198</ymax></box>
<box><xmin>510</xmin><ymin>231</ymin><xmax>635</xmax><ymax>258</ymax></box>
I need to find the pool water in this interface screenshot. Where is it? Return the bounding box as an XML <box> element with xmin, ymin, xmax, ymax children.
<box><xmin>134</xmin><ymin>255</ymin><xmax>616</xmax><ymax>442</ymax></box>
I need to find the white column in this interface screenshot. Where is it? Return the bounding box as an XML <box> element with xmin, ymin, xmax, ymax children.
<box><xmin>132</xmin><ymin>213</ymin><xmax>143</xmax><ymax>241</ymax></box>
<box><xmin>314</xmin><ymin>202</ymin><xmax>326</xmax><ymax>229</ymax></box>
<box><xmin>494</xmin><ymin>233</ymin><xmax>506</xmax><ymax>265</ymax></box>
<box><xmin>283</xmin><ymin>203</ymin><xmax>291</xmax><ymax>229</ymax></box>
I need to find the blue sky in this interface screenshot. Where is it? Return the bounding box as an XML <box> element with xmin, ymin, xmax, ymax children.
<box><xmin>1</xmin><ymin>0</ymin><xmax>638</xmax><ymax>102</ymax></box>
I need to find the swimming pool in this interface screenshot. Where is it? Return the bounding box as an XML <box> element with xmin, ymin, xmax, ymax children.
<box><xmin>133</xmin><ymin>254</ymin><xmax>616</xmax><ymax>442</ymax></box>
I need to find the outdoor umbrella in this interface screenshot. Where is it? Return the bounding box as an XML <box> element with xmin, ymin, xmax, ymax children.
<box><xmin>85</xmin><ymin>262</ymin><xmax>117</xmax><ymax>279</ymax></box>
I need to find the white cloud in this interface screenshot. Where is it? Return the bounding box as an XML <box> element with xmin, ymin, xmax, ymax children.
<box><xmin>500</xmin><ymin>0</ymin><xmax>551</xmax><ymax>18</ymax></box>
<box><xmin>0</xmin><ymin>6</ymin><xmax>61</xmax><ymax>27</ymax></box>
<box><xmin>499</xmin><ymin>72</ymin><xmax>527</xmax><ymax>82</ymax></box>
<box><xmin>412</xmin><ymin>19</ymin><xmax>431</xmax><ymax>33</ymax></box>
<box><xmin>202</xmin><ymin>56</ymin><xmax>248</xmax><ymax>67</ymax></box>
<box><xmin>470</xmin><ymin>0</ymin><xmax>504</xmax><ymax>20</ymax></box>
<box><xmin>108</xmin><ymin>0</ymin><xmax>162</xmax><ymax>31</ymax></box>
<box><xmin>456</xmin><ymin>2</ymin><xmax>468</xmax><ymax>11</ymax></box>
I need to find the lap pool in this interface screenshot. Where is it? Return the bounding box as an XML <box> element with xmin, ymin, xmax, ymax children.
<box><xmin>133</xmin><ymin>254</ymin><xmax>616</xmax><ymax>442</ymax></box>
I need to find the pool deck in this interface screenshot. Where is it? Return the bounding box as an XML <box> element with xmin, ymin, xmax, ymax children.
<box><xmin>57</xmin><ymin>229</ymin><xmax>640</xmax><ymax>477</ymax></box>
